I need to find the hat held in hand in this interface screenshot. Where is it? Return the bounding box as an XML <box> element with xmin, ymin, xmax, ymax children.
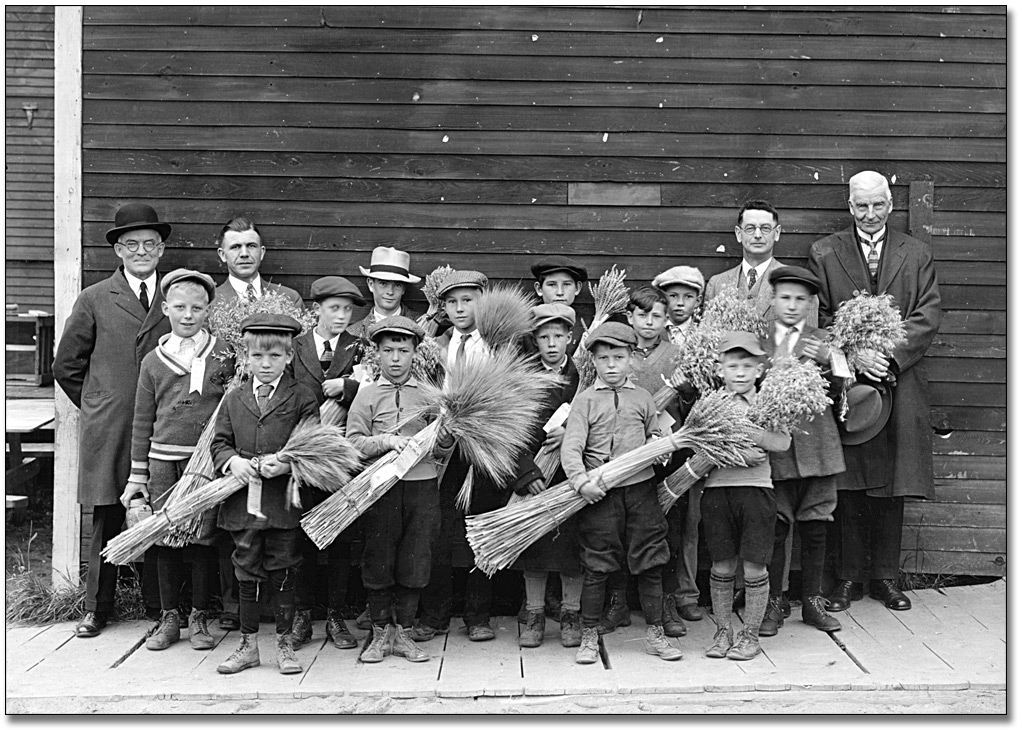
<box><xmin>838</xmin><ymin>381</ymin><xmax>893</xmax><ymax>446</ymax></box>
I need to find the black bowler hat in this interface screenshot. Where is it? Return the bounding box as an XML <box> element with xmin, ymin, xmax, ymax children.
<box><xmin>768</xmin><ymin>266</ymin><xmax>821</xmax><ymax>295</ymax></box>
<box><xmin>106</xmin><ymin>203</ymin><xmax>172</xmax><ymax>245</ymax></box>
<box><xmin>309</xmin><ymin>276</ymin><xmax>367</xmax><ymax>306</ymax></box>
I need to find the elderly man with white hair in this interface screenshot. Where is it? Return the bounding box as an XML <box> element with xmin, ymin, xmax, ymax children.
<box><xmin>808</xmin><ymin>170</ymin><xmax>943</xmax><ymax>613</ymax></box>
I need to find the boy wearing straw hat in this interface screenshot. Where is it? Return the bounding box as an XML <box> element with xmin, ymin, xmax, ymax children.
<box><xmin>349</xmin><ymin>246</ymin><xmax>426</xmax><ymax>342</ymax></box>
<box><xmin>561</xmin><ymin>321</ymin><xmax>683</xmax><ymax>665</ymax></box>
<box><xmin>346</xmin><ymin>316</ymin><xmax>456</xmax><ymax>663</ymax></box>
<box><xmin>701</xmin><ymin>332</ymin><xmax>792</xmax><ymax>662</ymax></box>
<box><xmin>210</xmin><ymin>313</ymin><xmax>320</xmax><ymax>676</ymax></box>
<box><xmin>119</xmin><ymin>269</ymin><xmax>234</xmax><ymax>653</ymax></box>
<box><xmin>288</xmin><ymin>276</ymin><xmax>367</xmax><ymax>652</ymax></box>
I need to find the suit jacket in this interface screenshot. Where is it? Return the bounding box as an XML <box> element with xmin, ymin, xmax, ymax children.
<box><xmin>513</xmin><ymin>357</ymin><xmax>580</xmax><ymax>494</ymax></box>
<box><xmin>289</xmin><ymin>329</ymin><xmax>362</xmax><ymax>408</ymax></box>
<box><xmin>53</xmin><ymin>267</ymin><xmax>171</xmax><ymax>506</ymax></box>
<box><xmin>760</xmin><ymin>325</ymin><xmax>845</xmax><ymax>481</ymax></box>
<box><xmin>347</xmin><ymin>303</ymin><xmax>424</xmax><ymax>342</ymax></box>
<box><xmin>212</xmin><ymin>277</ymin><xmax>304</xmax><ymax>310</ymax></box>
<box><xmin>808</xmin><ymin>226</ymin><xmax>942</xmax><ymax>499</ymax></box>
<box><xmin>705</xmin><ymin>257</ymin><xmax>818</xmax><ymax>329</ymax></box>
<box><xmin>211</xmin><ymin>373</ymin><xmax>320</xmax><ymax>530</ymax></box>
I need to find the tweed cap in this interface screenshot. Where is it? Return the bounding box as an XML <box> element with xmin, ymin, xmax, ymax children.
<box><xmin>585</xmin><ymin>321</ymin><xmax>638</xmax><ymax>351</ymax></box>
<box><xmin>367</xmin><ymin>314</ymin><xmax>426</xmax><ymax>345</ymax></box>
<box><xmin>531</xmin><ymin>303</ymin><xmax>576</xmax><ymax>330</ymax></box>
<box><xmin>310</xmin><ymin>276</ymin><xmax>367</xmax><ymax>306</ymax></box>
<box><xmin>768</xmin><ymin>265</ymin><xmax>821</xmax><ymax>295</ymax></box>
<box><xmin>160</xmin><ymin>268</ymin><xmax>216</xmax><ymax>302</ymax></box>
<box><xmin>530</xmin><ymin>255</ymin><xmax>588</xmax><ymax>283</ymax></box>
<box><xmin>718</xmin><ymin>331</ymin><xmax>765</xmax><ymax>357</ymax></box>
<box><xmin>652</xmin><ymin>265</ymin><xmax>705</xmax><ymax>294</ymax></box>
<box><xmin>437</xmin><ymin>270</ymin><xmax>488</xmax><ymax>299</ymax></box>
<box><xmin>240</xmin><ymin>312</ymin><xmax>302</xmax><ymax>336</ymax></box>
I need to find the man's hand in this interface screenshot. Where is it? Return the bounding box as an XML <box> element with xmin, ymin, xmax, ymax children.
<box><xmin>322</xmin><ymin>378</ymin><xmax>347</xmax><ymax>398</ymax></box>
<box><xmin>543</xmin><ymin>425</ymin><xmax>565</xmax><ymax>449</ymax></box>
<box><xmin>578</xmin><ymin>478</ymin><xmax>607</xmax><ymax>505</ymax></box>
<box><xmin>525</xmin><ymin>479</ymin><xmax>546</xmax><ymax>496</ymax></box>
<box><xmin>856</xmin><ymin>348</ymin><xmax>890</xmax><ymax>382</ymax></box>
<box><xmin>390</xmin><ymin>434</ymin><xmax>412</xmax><ymax>452</ymax></box>
<box><xmin>228</xmin><ymin>455</ymin><xmax>258</xmax><ymax>481</ymax></box>
<box><xmin>119</xmin><ymin>481</ymin><xmax>148</xmax><ymax>509</ymax></box>
<box><xmin>259</xmin><ymin>454</ymin><xmax>291</xmax><ymax>479</ymax></box>
<box><xmin>800</xmin><ymin>336</ymin><xmax>830</xmax><ymax>366</ymax></box>
<box><xmin>739</xmin><ymin>446</ymin><xmax>767</xmax><ymax>467</ymax></box>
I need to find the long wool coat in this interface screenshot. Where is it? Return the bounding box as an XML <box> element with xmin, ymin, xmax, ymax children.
<box><xmin>53</xmin><ymin>267</ymin><xmax>172</xmax><ymax>506</ymax></box>
<box><xmin>705</xmin><ymin>257</ymin><xmax>819</xmax><ymax>329</ymax></box>
<box><xmin>808</xmin><ymin>227</ymin><xmax>943</xmax><ymax>500</ymax></box>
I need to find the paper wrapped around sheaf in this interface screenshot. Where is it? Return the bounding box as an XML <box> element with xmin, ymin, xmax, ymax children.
<box><xmin>369</xmin><ymin>428</ymin><xmax>433</xmax><ymax>491</ymax></box>
<box><xmin>543</xmin><ymin>403</ymin><xmax>571</xmax><ymax>433</ymax></box>
<box><xmin>830</xmin><ymin>348</ymin><xmax>852</xmax><ymax>379</ymax></box>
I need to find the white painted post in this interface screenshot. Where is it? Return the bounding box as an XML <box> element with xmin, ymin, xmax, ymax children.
<box><xmin>52</xmin><ymin>6</ymin><xmax>83</xmax><ymax>589</ymax></box>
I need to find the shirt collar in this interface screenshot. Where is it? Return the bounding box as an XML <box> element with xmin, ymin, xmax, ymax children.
<box><xmin>541</xmin><ymin>355</ymin><xmax>568</xmax><ymax>372</ymax></box>
<box><xmin>229</xmin><ymin>274</ymin><xmax>261</xmax><ymax>297</ymax></box>
<box><xmin>373</xmin><ymin>307</ymin><xmax>401</xmax><ymax>322</ymax></box>
<box><xmin>123</xmin><ymin>269</ymin><xmax>157</xmax><ymax>298</ymax></box>
<box><xmin>378</xmin><ymin>374</ymin><xmax>419</xmax><ymax>389</ymax></box>
<box><xmin>453</xmin><ymin>328</ymin><xmax>479</xmax><ymax>342</ymax></box>
<box><xmin>775</xmin><ymin>321</ymin><xmax>802</xmax><ymax>338</ymax></box>
<box><xmin>313</xmin><ymin>329</ymin><xmax>340</xmax><ymax>348</ymax></box>
<box><xmin>167</xmin><ymin>329</ymin><xmax>207</xmax><ymax>356</ymax></box>
<box><xmin>253</xmin><ymin>374</ymin><xmax>283</xmax><ymax>397</ymax></box>
<box><xmin>594</xmin><ymin>376</ymin><xmax>635</xmax><ymax>391</ymax></box>
<box><xmin>741</xmin><ymin>258</ymin><xmax>773</xmax><ymax>279</ymax></box>
<box><xmin>856</xmin><ymin>227</ymin><xmax>886</xmax><ymax>245</ymax></box>
<box><xmin>731</xmin><ymin>389</ymin><xmax>757</xmax><ymax>406</ymax></box>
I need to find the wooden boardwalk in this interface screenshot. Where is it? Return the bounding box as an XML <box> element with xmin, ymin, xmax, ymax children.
<box><xmin>5</xmin><ymin>582</ymin><xmax>1005</xmax><ymax>705</ymax></box>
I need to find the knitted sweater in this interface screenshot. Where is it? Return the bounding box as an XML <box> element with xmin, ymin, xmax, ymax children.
<box><xmin>128</xmin><ymin>334</ymin><xmax>234</xmax><ymax>485</ymax></box>
<box><xmin>703</xmin><ymin>390</ymin><xmax>791</xmax><ymax>490</ymax></box>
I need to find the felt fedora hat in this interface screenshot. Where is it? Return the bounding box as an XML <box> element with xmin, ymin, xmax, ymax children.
<box><xmin>839</xmin><ymin>381</ymin><xmax>893</xmax><ymax>446</ymax></box>
<box><xmin>106</xmin><ymin>203</ymin><xmax>172</xmax><ymax>245</ymax></box>
<box><xmin>359</xmin><ymin>246</ymin><xmax>421</xmax><ymax>284</ymax></box>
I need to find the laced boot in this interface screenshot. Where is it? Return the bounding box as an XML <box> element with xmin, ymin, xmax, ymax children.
<box><xmin>519</xmin><ymin>609</ymin><xmax>545</xmax><ymax>648</ymax></box>
<box><xmin>802</xmin><ymin>595</ymin><xmax>842</xmax><ymax>632</ymax></box>
<box><xmin>355</xmin><ymin>606</ymin><xmax>373</xmax><ymax>631</ymax></box>
<box><xmin>725</xmin><ymin>628</ymin><xmax>762</xmax><ymax>661</ymax></box>
<box><xmin>189</xmin><ymin>608</ymin><xmax>215</xmax><ymax>650</ymax></box>
<box><xmin>643</xmin><ymin>624</ymin><xmax>683</xmax><ymax>661</ymax></box>
<box><xmin>217</xmin><ymin>633</ymin><xmax>260</xmax><ymax>674</ymax></box>
<box><xmin>596</xmin><ymin>589</ymin><xmax>631</xmax><ymax>635</ymax></box>
<box><xmin>326</xmin><ymin>610</ymin><xmax>358</xmax><ymax>649</ymax></box>
<box><xmin>705</xmin><ymin>625</ymin><xmax>733</xmax><ymax>659</ymax></box>
<box><xmin>146</xmin><ymin>609</ymin><xmax>181</xmax><ymax>651</ymax></box>
<box><xmin>559</xmin><ymin>609</ymin><xmax>582</xmax><ymax>648</ymax></box>
<box><xmin>276</xmin><ymin>633</ymin><xmax>303</xmax><ymax>674</ymax></box>
<box><xmin>662</xmin><ymin>595</ymin><xmax>687</xmax><ymax>638</ymax></box>
<box><xmin>759</xmin><ymin>595</ymin><xmax>784</xmax><ymax>637</ymax></box>
<box><xmin>391</xmin><ymin>625</ymin><xmax>430</xmax><ymax>663</ymax></box>
<box><xmin>360</xmin><ymin>624</ymin><xmax>393</xmax><ymax>663</ymax></box>
<box><xmin>289</xmin><ymin>609</ymin><xmax>313</xmax><ymax>650</ymax></box>
<box><xmin>575</xmin><ymin>627</ymin><xmax>600</xmax><ymax>665</ymax></box>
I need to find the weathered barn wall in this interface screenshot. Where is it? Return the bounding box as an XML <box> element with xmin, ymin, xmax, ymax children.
<box><xmin>77</xmin><ymin>6</ymin><xmax>1005</xmax><ymax>575</ymax></box>
<box><xmin>6</xmin><ymin>5</ymin><xmax>55</xmax><ymax>313</ymax></box>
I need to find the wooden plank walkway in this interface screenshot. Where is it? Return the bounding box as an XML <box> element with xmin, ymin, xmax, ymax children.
<box><xmin>5</xmin><ymin>583</ymin><xmax>1006</xmax><ymax>703</ymax></box>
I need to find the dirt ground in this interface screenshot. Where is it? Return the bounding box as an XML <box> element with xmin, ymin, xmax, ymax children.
<box><xmin>4</xmin><ymin>689</ymin><xmax>1006</xmax><ymax>715</ymax></box>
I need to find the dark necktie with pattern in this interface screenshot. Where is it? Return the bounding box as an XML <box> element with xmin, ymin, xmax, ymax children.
<box><xmin>246</xmin><ymin>282</ymin><xmax>257</xmax><ymax>302</ymax></box>
<box><xmin>139</xmin><ymin>281</ymin><xmax>150</xmax><ymax>311</ymax></box>
<box><xmin>864</xmin><ymin>238</ymin><xmax>880</xmax><ymax>279</ymax></box>
<box><xmin>256</xmin><ymin>383</ymin><xmax>273</xmax><ymax>414</ymax></box>
<box><xmin>320</xmin><ymin>338</ymin><xmax>333</xmax><ymax>374</ymax></box>
<box><xmin>747</xmin><ymin>268</ymin><xmax>757</xmax><ymax>291</ymax></box>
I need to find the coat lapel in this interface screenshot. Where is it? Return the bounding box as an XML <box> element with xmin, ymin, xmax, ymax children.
<box><xmin>109</xmin><ymin>269</ymin><xmax>146</xmax><ymax>323</ymax></box>
<box><xmin>295</xmin><ymin>332</ymin><xmax>324</xmax><ymax>384</ymax></box>
<box><xmin>877</xmin><ymin>232</ymin><xmax>908</xmax><ymax>295</ymax></box>
<box><xmin>833</xmin><ymin>229</ymin><xmax>872</xmax><ymax>293</ymax></box>
<box><xmin>239</xmin><ymin>381</ymin><xmax>262</xmax><ymax>420</ymax></box>
<box><xmin>326</xmin><ymin>331</ymin><xmax>359</xmax><ymax>378</ymax></box>
<box><xmin>262</xmin><ymin>375</ymin><xmax>297</xmax><ymax>420</ymax></box>
<box><xmin>137</xmin><ymin>273</ymin><xmax>168</xmax><ymax>340</ymax></box>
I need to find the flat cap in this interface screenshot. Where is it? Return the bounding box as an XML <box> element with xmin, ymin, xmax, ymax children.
<box><xmin>310</xmin><ymin>276</ymin><xmax>367</xmax><ymax>306</ymax></box>
<box><xmin>160</xmin><ymin>268</ymin><xmax>216</xmax><ymax>302</ymax></box>
<box><xmin>367</xmin><ymin>314</ymin><xmax>426</xmax><ymax>345</ymax></box>
<box><xmin>437</xmin><ymin>270</ymin><xmax>488</xmax><ymax>299</ymax></box>
<box><xmin>768</xmin><ymin>265</ymin><xmax>821</xmax><ymax>295</ymax></box>
<box><xmin>531</xmin><ymin>303</ymin><xmax>576</xmax><ymax>330</ymax></box>
<box><xmin>240</xmin><ymin>312</ymin><xmax>302</xmax><ymax>336</ymax></box>
<box><xmin>530</xmin><ymin>255</ymin><xmax>588</xmax><ymax>283</ymax></box>
<box><xmin>585</xmin><ymin>321</ymin><xmax>637</xmax><ymax>351</ymax></box>
<box><xmin>718</xmin><ymin>330</ymin><xmax>765</xmax><ymax>357</ymax></box>
<box><xmin>652</xmin><ymin>265</ymin><xmax>705</xmax><ymax>294</ymax></box>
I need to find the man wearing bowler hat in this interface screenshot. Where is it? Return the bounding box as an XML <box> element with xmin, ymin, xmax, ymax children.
<box><xmin>349</xmin><ymin>246</ymin><xmax>425</xmax><ymax>342</ymax></box>
<box><xmin>54</xmin><ymin>202</ymin><xmax>174</xmax><ymax>637</ymax></box>
<box><xmin>808</xmin><ymin>170</ymin><xmax>943</xmax><ymax>613</ymax></box>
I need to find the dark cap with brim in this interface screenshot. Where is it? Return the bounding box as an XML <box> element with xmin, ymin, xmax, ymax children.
<box><xmin>106</xmin><ymin>202</ymin><xmax>172</xmax><ymax>245</ymax></box>
<box><xmin>367</xmin><ymin>314</ymin><xmax>426</xmax><ymax>345</ymax></box>
<box><xmin>437</xmin><ymin>270</ymin><xmax>488</xmax><ymax>299</ymax></box>
<box><xmin>768</xmin><ymin>265</ymin><xmax>821</xmax><ymax>295</ymax></box>
<box><xmin>310</xmin><ymin>276</ymin><xmax>367</xmax><ymax>306</ymax></box>
<box><xmin>718</xmin><ymin>331</ymin><xmax>766</xmax><ymax>357</ymax></box>
<box><xmin>160</xmin><ymin>268</ymin><xmax>216</xmax><ymax>302</ymax></box>
<box><xmin>585</xmin><ymin>321</ymin><xmax>637</xmax><ymax>351</ymax></box>
<box><xmin>240</xmin><ymin>312</ymin><xmax>302</xmax><ymax>336</ymax></box>
<box><xmin>530</xmin><ymin>255</ymin><xmax>588</xmax><ymax>283</ymax></box>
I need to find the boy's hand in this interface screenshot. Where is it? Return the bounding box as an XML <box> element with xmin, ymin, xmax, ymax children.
<box><xmin>259</xmin><ymin>454</ymin><xmax>291</xmax><ymax>479</ymax></box>
<box><xmin>390</xmin><ymin>435</ymin><xmax>412</xmax><ymax>452</ymax></box>
<box><xmin>119</xmin><ymin>481</ymin><xmax>149</xmax><ymax>509</ymax></box>
<box><xmin>228</xmin><ymin>455</ymin><xmax>258</xmax><ymax>481</ymax></box>
<box><xmin>577</xmin><ymin>478</ymin><xmax>607</xmax><ymax>504</ymax></box>
<box><xmin>739</xmin><ymin>446</ymin><xmax>767</xmax><ymax>467</ymax></box>
<box><xmin>436</xmin><ymin>425</ymin><xmax>455</xmax><ymax>449</ymax></box>
<box><xmin>322</xmin><ymin>378</ymin><xmax>346</xmax><ymax>398</ymax></box>
<box><xmin>800</xmin><ymin>336</ymin><xmax>830</xmax><ymax>366</ymax></box>
<box><xmin>525</xmin><ymin>479</ymin><xmax>546</xmax><ymax>496</ymax></box>
<box><xmin>666</xmin><ymin>370</ymin><xmax>689</xmax><ymax>390</ymax></box>
<box><xmin>543</xmin><ymin>425</ymin><xmax>565</xmax><ymax>449</ymax></box>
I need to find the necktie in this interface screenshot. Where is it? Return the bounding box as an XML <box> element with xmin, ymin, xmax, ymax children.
<box><xmin>139</xmin><ymin>281</ymin><xmax>150</xmax><ymax>311</ymax></box>
<box><xmin>779</xmin><ymin>326</ymin><xmax>797</xmax><ymax>357</ymax></box>
<box><xmin>246</xmin><ymin>282</ymin><xmax>257</xmax><ymax>302</ymax></box>
<box><xmin>320</xmin><ymin>338</ymin><xmax>333</xmax><ymax>373</ymax></box>
<box><xmin>256</xmin><ymin>383</ymin><xmax>273</xmax><ymax>415</ymax></box>
<box><xmin>179</xmin><ymin>336</ymin><xmax>195</xmax><ymax>362</ymax></box>
<box><xmin>747</xmin><ymin>268</ymin><xmax>757</xmax><ymax>291</ymax></box>
<box><xmin>865</xmin><ymin>239</ymin><xmax>880</xmax><ymax>279</ymax></box>
<box><xmin>455</xmin><ymin>333</ymin><xmax>468</xmax><ymax>363</ymax></box>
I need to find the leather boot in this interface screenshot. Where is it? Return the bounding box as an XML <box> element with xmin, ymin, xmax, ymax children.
<box><xmin>559</xmin><ymin>609</ymin><xmax>582</xmax><ymax>648</ymax></box>
<box><xmin>146</xmin><ymin>609</ymin><xmax>181</xmax><ymax>651</ymax></box>
<box><xmin>217</xmin><ymin>633</ymin><xmax>260</xmax><ymax>674</ymax></box>
<box><xmin>802</xmin><ymin>595</ymin><xmax>842</xmax><ymax>632</ymax></box>
<box><xmin>276</xmin><ymin>633</ymin><xmax>303</xmax><ymax>674</ymax></box>
<box><xmin>597</xmin><ymin>588</ymin><xmax>631</xmax><ymax>635</ymax></box>
<box><xmin>759</xmin><ymin>595</ymin><xmax>784</xmax><ymax>637</ymax></box>
<box><xmin>662</xmin><ymin>595</ymin><xmax>687</xmax><ymax>638</ymax></box>
<box><xmin>519</xmin><ymin>609</ymin><xmax>545</xmax><ymax>648</ymax></box>
<box><xmin>189</xmin><ymin>608</ymin><xmax>215</xmax><ymax>651</ymax></box>
<box><xmin>326</xmin><ymin>610</ymin><xmax>358</xmax><ymax>649</ymax></box>
<box><xmin>360</xmin><ymin>624</ymin><xmax>393</xmax><ymax>663</ymax></box>
<box><xmin>289</xmin><ymin>608</ymin><xmax>313</xmax><ymax>649</ymax></box>
<box><xmin>392</xmin><ymin>625</ymin><xmax>429</xmax><ymax>662</ymax></box>
<box><xmin>826</xmin><ymin>580</ymin><xmax>864</xmax><ymax>612</ymax></box>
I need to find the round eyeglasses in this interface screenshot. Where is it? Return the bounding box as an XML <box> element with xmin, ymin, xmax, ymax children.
<box><xmin>740</xmin><ymin>225</ymin><xmax>777</xmax><ymax>236</ymax></box>
<box><xmin>118</xmin><ymin>238</ymin><xmax>162</xmax><ymax>253</ymax></box>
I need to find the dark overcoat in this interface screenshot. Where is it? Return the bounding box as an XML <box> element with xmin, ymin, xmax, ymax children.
<box><xmin>53</xmin><ymin>267</ymin><xmax>171</xmax><ymax>506</ymax></box>
<box><xmin>808</xmin><ymin>227</ymin><xmax>942</xmax><ymax>499</ymax></box>
<box><xmin>211</xmin><ymin>373</ymin><xmax>320</xmax><ymax>530</ymax></box>
<box><xmin>760</xmin><ymin>325</ymin><xmax>846</xmax><ymax>481</ymax></box>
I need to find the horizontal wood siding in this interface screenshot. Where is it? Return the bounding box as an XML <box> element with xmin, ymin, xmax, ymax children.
<box><xmin>79</xmin><ymin>6</ymin><xmax>1005</xmax><ymax>575</ymax></box>
<box><xmin>6</xmin><ymin>6</ymin><xmax>55</xmax><ymax>313</ymax></box>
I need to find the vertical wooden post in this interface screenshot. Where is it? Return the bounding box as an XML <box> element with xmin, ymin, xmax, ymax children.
<box><xmin>52</xmin><ymin>6</ymin><xmax>83</xmax><ymax>589</ymax></box>
<box><xmin>908</xmin><ymin>180</ymin><xmax>934</xmax><ymax>244</ymax></box>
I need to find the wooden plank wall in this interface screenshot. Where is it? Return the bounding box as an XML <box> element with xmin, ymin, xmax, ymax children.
<box><xmin>78</xmin><ymin>6</ymin><xmax>1005</xmax><ymax>576</ymax></box>
<box><xmin>5</xmin><ymin>5</ymin><xmax>55</xmax><ymax>313</ymax></box>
